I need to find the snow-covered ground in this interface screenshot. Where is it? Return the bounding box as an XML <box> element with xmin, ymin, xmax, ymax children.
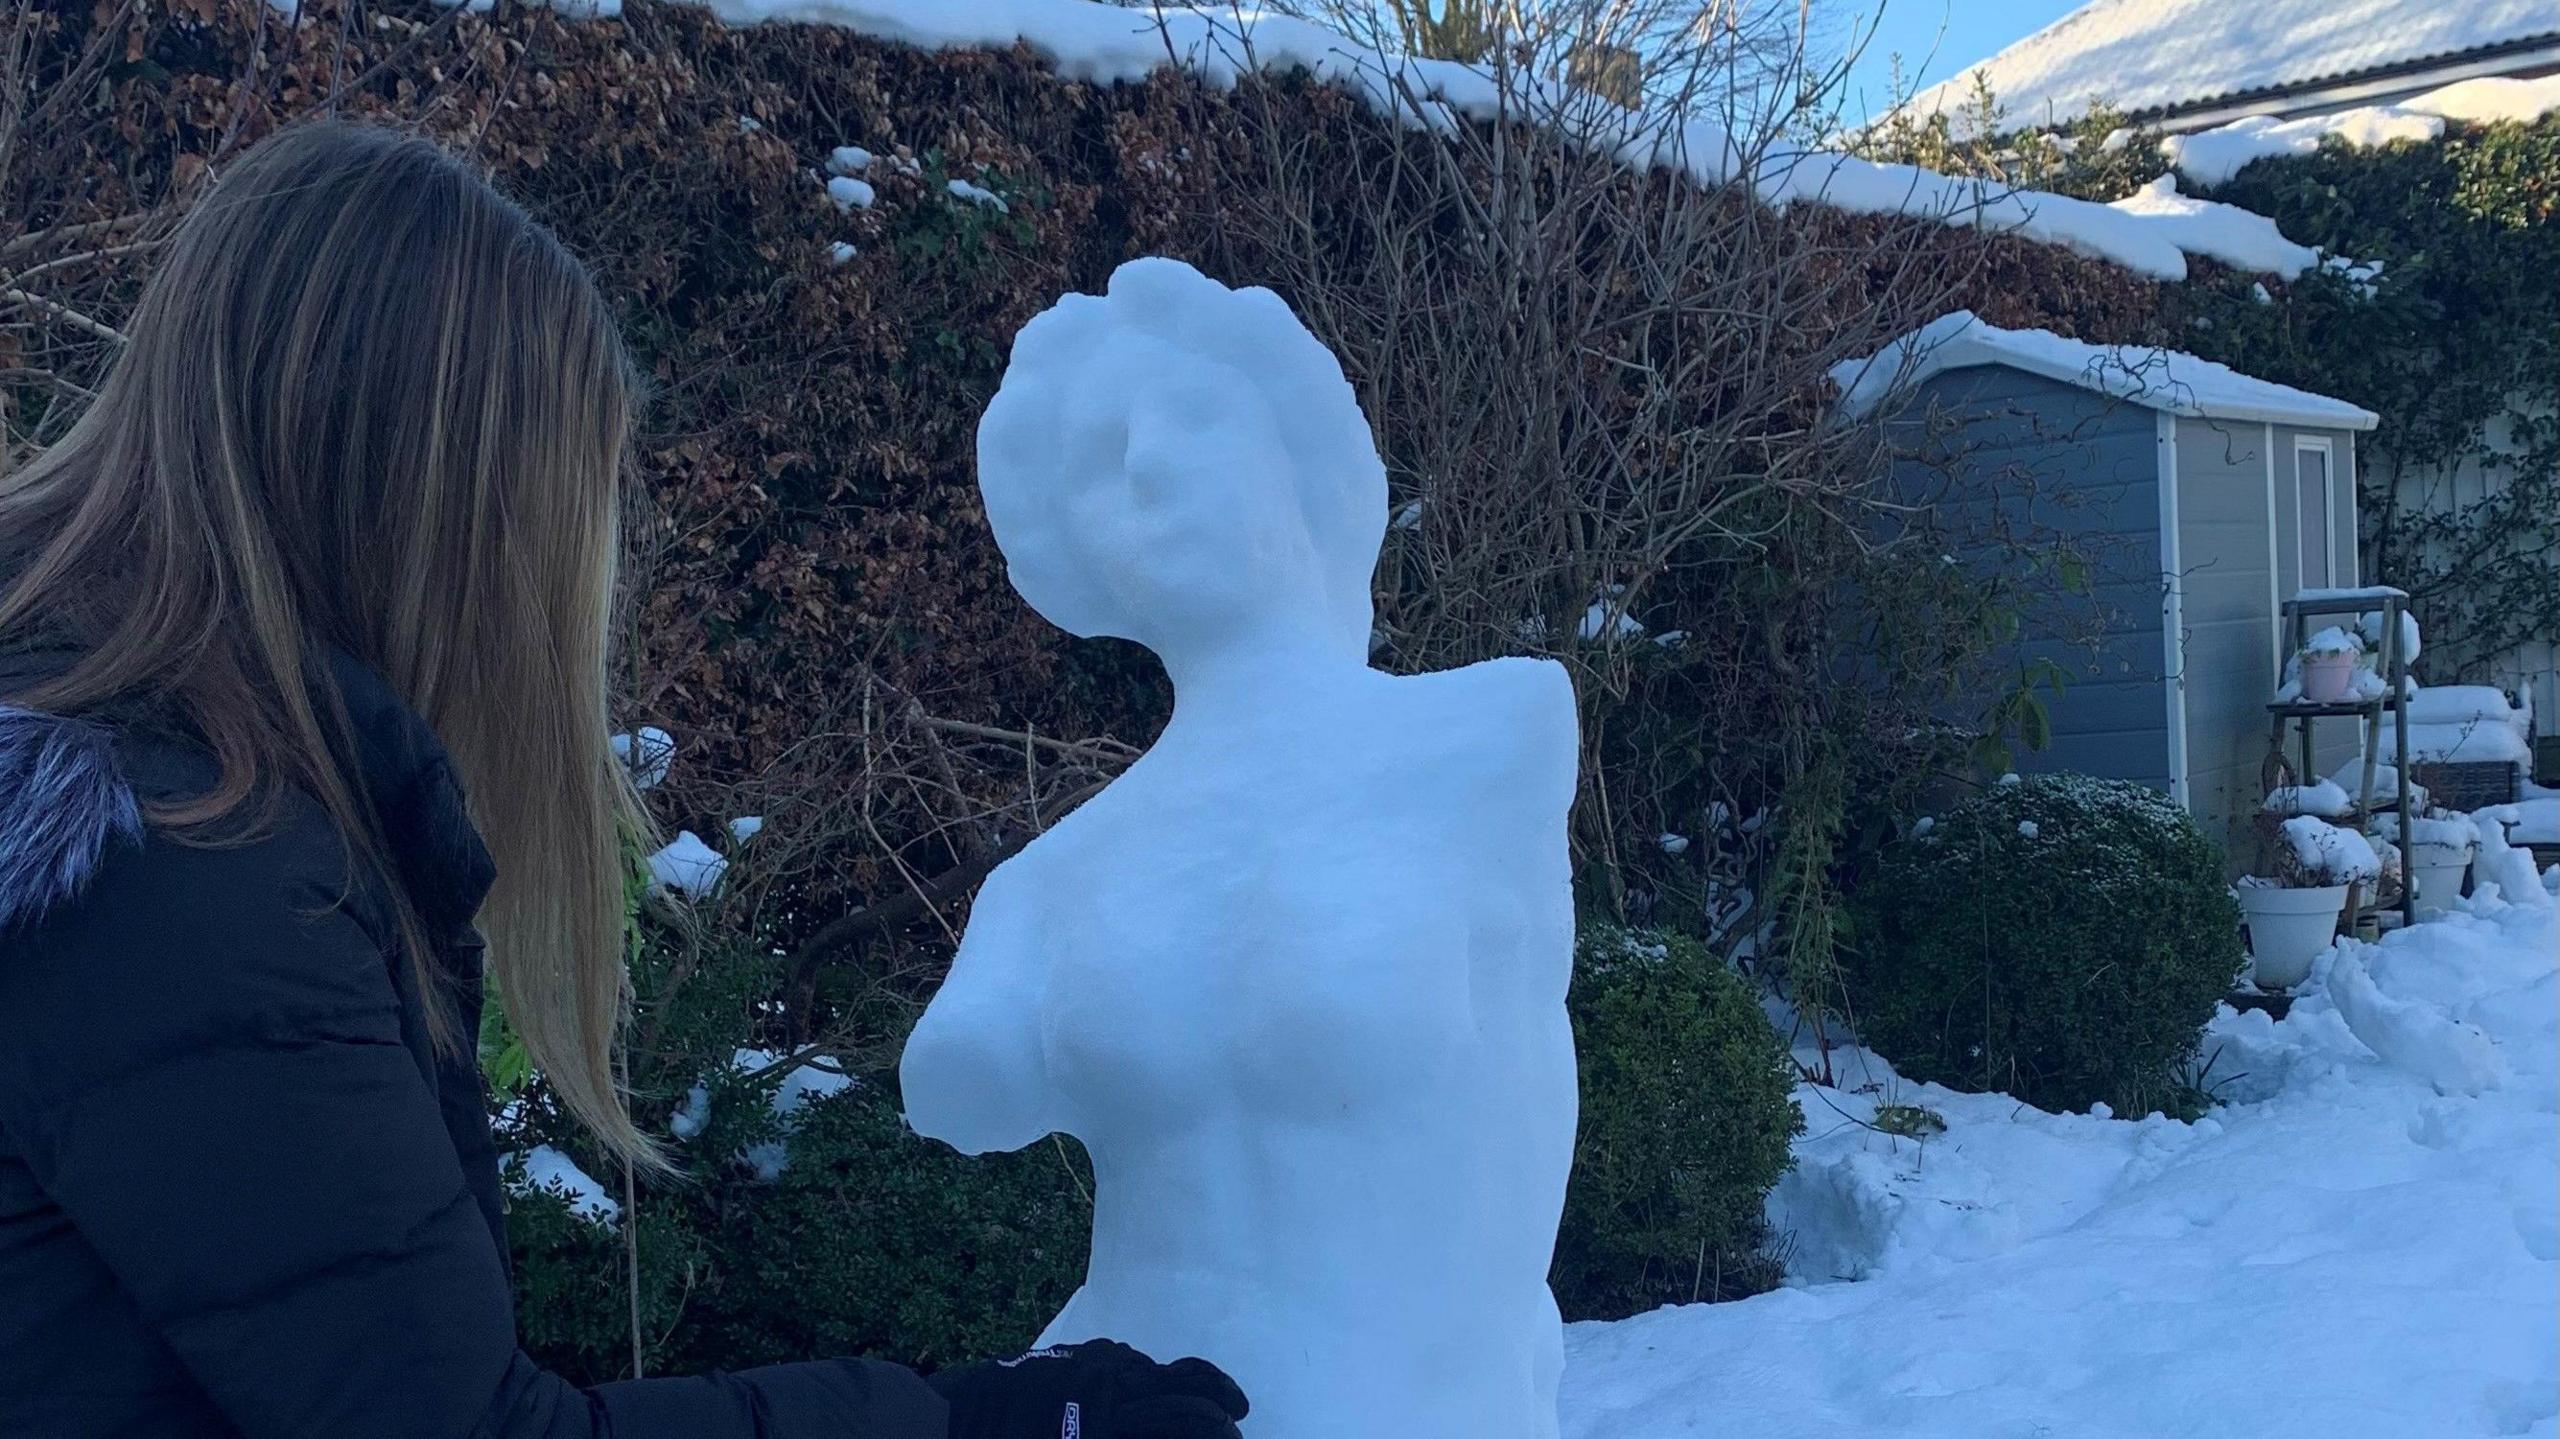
<box><xmin>1563</xmin><ymin>872</ymin><xmax>2559</xmax><ymax>1438</ymax></box>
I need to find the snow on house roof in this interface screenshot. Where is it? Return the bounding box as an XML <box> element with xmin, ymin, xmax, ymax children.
<box><xmin>483</xmin><ymin>0</ymin><xmax>2355</xmax><ymax>285</ymax></box>
<box><xmin>2162</xmin><ymin>73</ymin><xmax>2560</xmax><ymax>185</ymax></box>
<box><xmin>1830</xmin><ymin>311</ymin><xmax>2381</xmax><ymax>430</ymax></box>
<box><xmin>1904</xmin><ymin>0</ymin><xmax>2560</xmax><ymax>137</ymax></box>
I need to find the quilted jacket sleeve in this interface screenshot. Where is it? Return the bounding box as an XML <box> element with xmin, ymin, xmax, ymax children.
<box><xmin>0</xmin><ymin>811</ymin><xmax>945</xmax><ymax>1439</ymax></box>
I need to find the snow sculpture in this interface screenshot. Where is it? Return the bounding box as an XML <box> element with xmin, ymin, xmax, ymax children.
<box><xmin>900</xmin><ymin>258</ymin><xmax>1580</xmax><ymax>1439</ymax></box>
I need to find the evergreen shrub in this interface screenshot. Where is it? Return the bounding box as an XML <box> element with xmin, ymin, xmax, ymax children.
<box><xmin>1842</xmin><ymin>774</ymin><xmax>2243</xmax><ymax>1117</ymax></box>
<box><xmin>1551</xmin><ymin>924</ymin><xmax>1802</xmax><ymax>1320</ymax></box>
<box><xmin>515</xmin><ymin>916</ymin><xmax>1809</xmax><ymax>1360</ymax></box>
<box><xmin>508</xmin><ymin>1072</ymin><xmax>1092</xmax><ymax>1382</ymax></box>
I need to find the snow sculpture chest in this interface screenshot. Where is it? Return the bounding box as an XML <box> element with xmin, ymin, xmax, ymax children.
<box><xmin>900</xmin><ymin>258</ymin><xmax>1579</xmax><ymax>1439</ymax></box>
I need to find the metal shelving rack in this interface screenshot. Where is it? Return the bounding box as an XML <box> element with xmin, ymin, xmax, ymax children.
<box><xmin>2263</xmin><ymin>587</ymin><xmax>2416</xmax><ymax>931</ymax></box>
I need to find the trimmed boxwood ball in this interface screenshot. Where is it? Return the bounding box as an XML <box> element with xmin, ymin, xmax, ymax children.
<box><xmin>509</xmin><ymin>1076</ymin><xmax>1092</xmax><ymax>1382</ymax></box>
<box><xmin>512</xmin><ymin>925</ymin><xmax>1810</xmax><ymax>1368</ymax></box>
<box><xmin>666</xmin><ymin>1081</ymin><xmax>1093</xmax><ymax>1374</ymax></box>
<box><xmin>1550</xmin><ymin>924</ymin><xmax>1802</xmax><ymax>1321</ymax></box>
<box><xmin>1843</xmin><ymin>774</ymin><xmax>2243</xmax><ymax>1117</ymax></box>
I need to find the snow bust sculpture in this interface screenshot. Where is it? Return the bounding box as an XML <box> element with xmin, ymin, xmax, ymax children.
<box><xmin>900</xmin><ymin>257</ymin><xmax>1579</xmax><ymax>1439</ymax></box>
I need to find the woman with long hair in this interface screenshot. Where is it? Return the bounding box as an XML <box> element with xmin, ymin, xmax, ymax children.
<box><xmin>0</xmin><ymin>120</ymin><xmax>1246</xmax><ymax>1439</ymax></box>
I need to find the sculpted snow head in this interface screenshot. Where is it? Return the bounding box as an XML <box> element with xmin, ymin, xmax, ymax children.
<box><xmin>975</xmin><ymin>257</ymin><xmax>1388</xmax><ymax>665</ymax></box>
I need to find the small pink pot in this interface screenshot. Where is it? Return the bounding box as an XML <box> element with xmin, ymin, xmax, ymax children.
<box><xmin>2300</xmin><ymin>651</ymin><xmax>2358</xmax><ymax>703</ymax></box>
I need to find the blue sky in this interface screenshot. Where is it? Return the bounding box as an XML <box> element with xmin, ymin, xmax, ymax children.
<box><xmin>1831</xmin><ymin>0</ymin><xmax>2085</xmax><ymax>125</ymax></box>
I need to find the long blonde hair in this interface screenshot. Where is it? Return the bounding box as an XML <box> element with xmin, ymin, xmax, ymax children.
<box><xmin>0</xmin><ymin>120</ymin><xmax>655</xmax><ymax>1162</ymax></box>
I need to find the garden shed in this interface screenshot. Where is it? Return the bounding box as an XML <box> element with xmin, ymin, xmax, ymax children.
<box><xmin>1837</xmin><ymin>312</ymin><xmax>2381</xmax><ymax>859</ymax></box>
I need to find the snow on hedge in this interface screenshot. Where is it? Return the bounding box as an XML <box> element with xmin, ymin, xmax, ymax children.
<box><xmin>703</xmin><ymin>0</ymin><xmax>2227</xmax><ymax>278</ymax></box>
<box><xmin>647</xmin><ymin>829</ymin><xmax>729</xmax><ymax>897</ymax></box>
<box><xmin>732</xmin><ymin>1047</ymin><xmax>856</xmax><ymax>1179</ymax></box>
<box><xmin>2103</xmin><ymin>173</ymin><xmax>2325</xmax><ymax>277</ymax></box>
<box><xmin>1719</xmin><ymin>147</ymin><xmax>2199</xmax><ymax>279</ymax></box>
<box><xmin>1829</xmin><ymin>310</ymin><xmax>2380</xmax><ymax>428</ymax></box>
<box><xmin>410</xmin><ymin>0</ymin><xmax>2346</xmax><ymax>285</ymax></box>
<box><xmin>1560</xmin><ymin>881</ymin><xmax>2559</xmax><ymax>1437</ymax></box>
<box><xmin>2164</xmin><ymin>75</ymin><xmax>2560</xmax><ymax>187</ymax></box>
<box><xmin>502</xmin><ymin>1145</ymin><xmax>622</xmax><ymax>1225</ymax></box>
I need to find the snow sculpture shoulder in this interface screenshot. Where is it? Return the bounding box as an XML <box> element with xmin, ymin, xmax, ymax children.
<box><xmin>902</xmin><ymin>257</ymin><xmax>1579</xmax><ymax>1439</ymax></box>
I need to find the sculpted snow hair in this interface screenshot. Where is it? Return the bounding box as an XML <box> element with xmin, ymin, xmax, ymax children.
<box><xmin>974</xmin><ymin>257</ymin><xmax>1388</xmax><ymax>659</ymax></box>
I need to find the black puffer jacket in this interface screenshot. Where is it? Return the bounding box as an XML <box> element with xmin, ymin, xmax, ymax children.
<box><xmin>0</xmin><ymin>651</ymin><xmax>947</xmax><ymax>1438</ymax></box>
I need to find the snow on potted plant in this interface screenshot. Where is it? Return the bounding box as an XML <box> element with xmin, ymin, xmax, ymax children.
<box><xmin>2296</xmin><ymin>626</ymin><xmax>2364</xmax><ymax>704</ymax></box>
<box><xmin>2377</xmin><ymin>810</ymin><xmax>2478</xmax><ymax>915</ymax></box>
<box><xmin>2236</xmin><ymin>816</ymin><xmax>2378</xmax><ymax>989</ymax></box>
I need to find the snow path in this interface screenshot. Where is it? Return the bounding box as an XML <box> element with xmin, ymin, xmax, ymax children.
<box><xmin>1561</xmin><ymin>886</ymin><xmax>2558</xmax><ymax>1438</ymax></box>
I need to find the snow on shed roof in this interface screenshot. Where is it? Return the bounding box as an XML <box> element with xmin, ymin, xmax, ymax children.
<box><xmin>1905</xmin><ymin>0</ymin><xmax>2560</xmax><ymax>137</ymax></box>
<box><xmin>1830</xmin><ymin>311</ymin><xmax>2381</xmax><ymax>431</ymax></box>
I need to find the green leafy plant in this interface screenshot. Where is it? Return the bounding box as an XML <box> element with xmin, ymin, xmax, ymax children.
<box><xmin>2169</xmin><ymin>119</ymin><xmax>2559</xmax><ymax>685</ymax></box>
<box><xmin>1871</xmin><ymin>1101</ymin><xmax>1946</xmax><ymax>1139</ymax></box>
<box><xmin>1551</xmin><ymin>924</ymin><xmax>1803</xmax><ymax>1320</ymax></box>
<box><xmin>505</xmin><ymin>1075</ymin><xmax>1093</xmax><ymax>1379</ymax></box>
<box><xmin>1842</xmin><ymin>774</ymin><xmax>2244</xmax><ymax>1118</ymax></box>
<box><xmin>477</xmin><ymin>975</ymin><xmax>534</xmax><ymax>1102</ymax></box>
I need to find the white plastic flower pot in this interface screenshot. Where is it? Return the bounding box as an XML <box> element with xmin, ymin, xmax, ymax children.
<box><xmin>2407</xmin><ymin>841</ymin><xmax>2472</xmax><ymax>915</ymax></box>
<box><xmin>2299</xmin><ymin>651</ymin><xmax>2357</xmax><ymax>703</ymax></box>
<box><xmin>2237</xmin><ymin>882</ymin><xmax>2348</xmax><ymax>990</ymax></box>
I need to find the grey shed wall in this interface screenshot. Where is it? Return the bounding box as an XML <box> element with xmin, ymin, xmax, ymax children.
<box><xmin>1892</xmin><ymin>367</ymin><xmax>2169</xmax><ymax>789</ymax></box>
<box><xmin>2174</xmin><ymin>415</ymin><xmax>2363</xmax><ymax>865</ymax></box>
<box><xmin>2172</xmin><ymin>415</ymin><xmax>2275</xmax><ymax>861</ymax></box>
<box><xmin>1885</xmin><ymin>365</ymin><xmax>2367</xmax><ymax>871</ymax></box>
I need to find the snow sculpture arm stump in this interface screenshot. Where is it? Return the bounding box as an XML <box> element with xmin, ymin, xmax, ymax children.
<box><xmin>901</xmin><ymin>257</ymin><xmax>1579</xmax><ymax>1439</ymax></box>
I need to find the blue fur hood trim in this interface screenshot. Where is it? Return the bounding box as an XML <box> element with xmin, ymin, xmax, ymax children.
<box><xmin>0</xmin><ymin>704</ymin><xmax>142</xmax><ymax>932</ymax></box>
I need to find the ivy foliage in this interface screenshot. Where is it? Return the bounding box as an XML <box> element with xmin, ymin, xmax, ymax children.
<box><xmin>2163</xmin><ymin>119</ymin><xmax>2560</xmax><ymax>679</ymax></box>
<box><xmin>1867</xmin><ymin>89</ymin><xmax>2559</xmax><ymax>687</ymax></box>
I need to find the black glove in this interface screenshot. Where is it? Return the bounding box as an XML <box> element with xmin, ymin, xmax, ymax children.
<box><xmin>927</xmin><ymin>1338</ymin><xmax>1250</xmax><ymax>1439</ymax></box>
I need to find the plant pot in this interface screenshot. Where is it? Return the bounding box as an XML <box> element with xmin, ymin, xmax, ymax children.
<box><xmin>2300</xmin><ymin>651</ymin><xmax>2358</xmax><ymax>703</ymax></box>
<box><xmin>2407</xmin><ymin>841</ymin><xmax>2472</xmax><ymax>914</ymax></box>
<box><xmin>2237</xmin><ymin>882</ymin><xmax>2348</xmax><ymax>989</ymax></box>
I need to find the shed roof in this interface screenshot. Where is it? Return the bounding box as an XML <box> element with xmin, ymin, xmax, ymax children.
<box><xmin>1831</xmin><ymin>312</ymin><xmax>2381</xmax><ymax>431</ymax></box>
<box><xmin>1904</xmin><ymin>0</ymin><xmax>2559</xmax><ymax>136</ymax></box>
